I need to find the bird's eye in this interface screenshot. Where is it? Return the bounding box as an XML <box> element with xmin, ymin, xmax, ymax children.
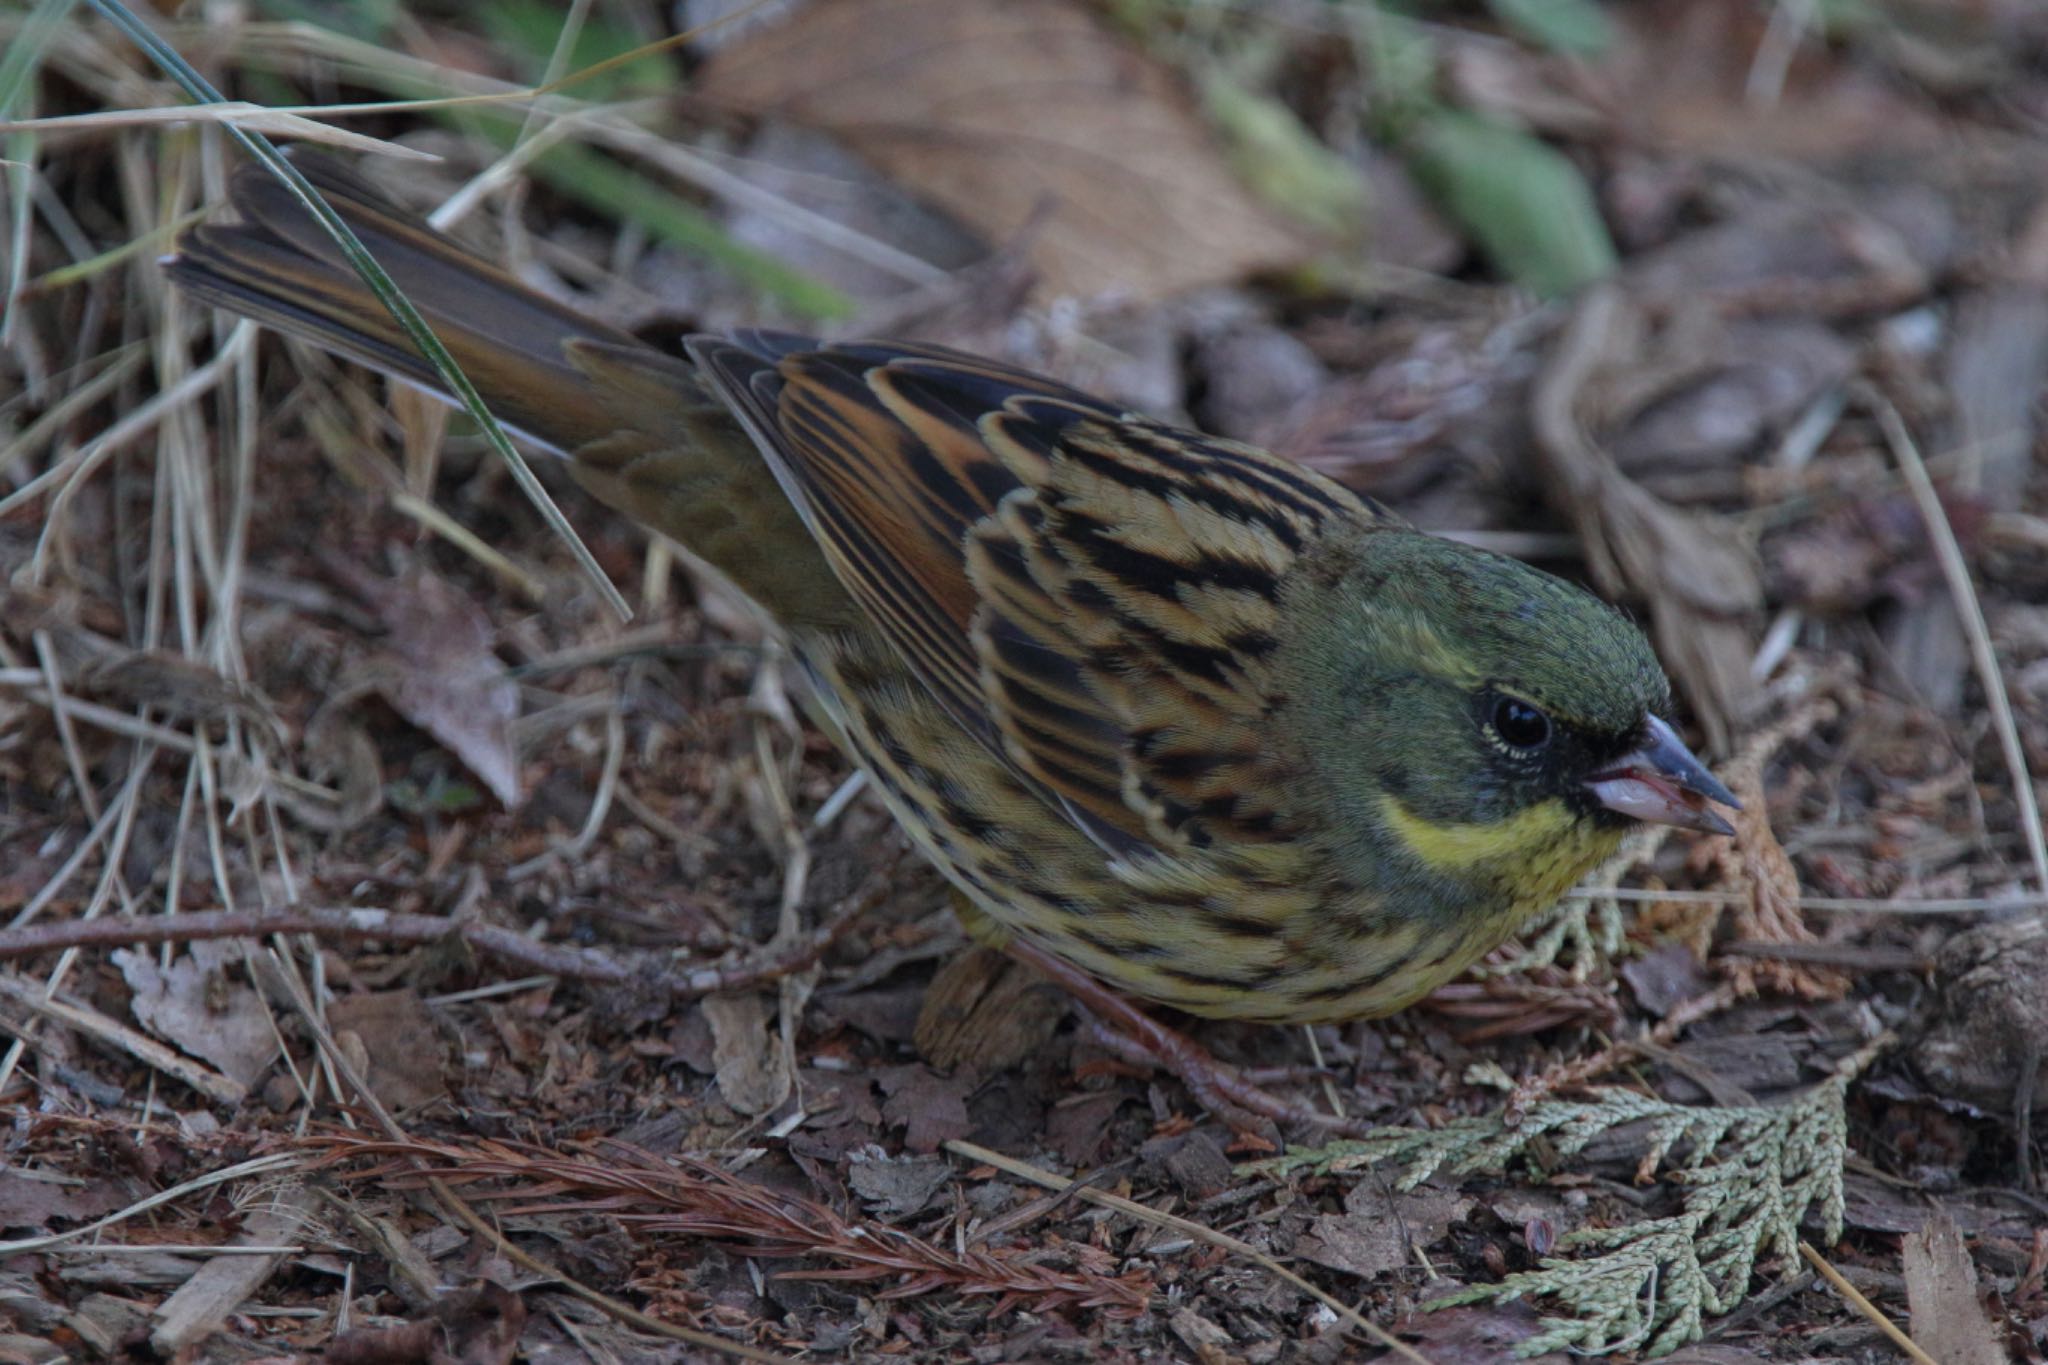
<box><xmin>1491</xmin><ymin>697</ymin><xmax>1552</xmax><ymax>752</ymax></box>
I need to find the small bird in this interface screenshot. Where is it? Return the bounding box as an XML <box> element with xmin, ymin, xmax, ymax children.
<box><xmin>168</xmin><ymin>157</ymin><xmax>1735</xmax><ymax>1109</ymax></box>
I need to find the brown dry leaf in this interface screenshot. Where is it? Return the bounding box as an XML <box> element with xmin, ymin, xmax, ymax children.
<box><xmin>116</xmin><ymin>942</ymin><xmax>276</xmax><ymax>1089</ymax></box>
<box><xmin>1532</xmin><ymin>287</ymin><xmax>1762</xmax><ymax>748</ymax></box>
<box><xmin>333</xmin><ymin>559</ymin><xmax>522</xmax><ymax>809</ymax></box>
<box><xmin>0</xmin><ymin>1171</ymin><xmax>130</xmax><ymax>1234</ymax></box>
<box><xmin>1891</xmin><ymin>213</ymin><xmax>2048</xmax><ymax>712</ymax></box>
<box><xmin>700</xmin><ymin>991</ymin><xmax>792</xmax><ymax>1116</ymax></box>
<box><xmin>1297</xmin><ymin>1180</ymin><xmax>1468</xmax><ymax>1281</ymax></box>
<box><xmin>327</xmin><ymin>989</ymin><xmax>449</xmax><ymax>1112</ymax></box>
<box><xmin>1395</xmin><ymin>1302</ymin><xmax>1566</xmax><ymax>1365</ymax></box>
<box><xmin>846</xmin><ymin>1145</ymin><xmax>953</xmax><ymax>1221</ymax></box>
<box><xmin>1623</xmin><ymin>197</ymin><xmax>1951</xmax><ymax>320</ymax></box>
<box><xmin>877</xmin><ymin>1063</ymin><xmax>974</xmax><ymax>1154</ymax></box>
<box><xmin>697</xmin><ymin>0</ymin><xmax>1314</xmax><ymax>302</ymax></box>
<box><xmin>1901</xmin><ymin>1209</ymin><xmax>2006</xmax><ymax>1365</ymax></box>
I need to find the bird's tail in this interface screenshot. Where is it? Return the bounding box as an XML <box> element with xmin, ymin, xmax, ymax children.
<box><xmin>166</xmin><ymin>154</ymin><xmax>850</xmax><ymax>628</ymax></box>
<box><xmin>165</xmin><ymin>153</ymin><xmax>700</xmax><ymax>455</ymax></box>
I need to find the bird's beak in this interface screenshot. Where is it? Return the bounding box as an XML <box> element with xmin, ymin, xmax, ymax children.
<box><xmin>1584</xmin><ymin>715</ymin><xmax>1740</xmax><ymax>836</ymax></box>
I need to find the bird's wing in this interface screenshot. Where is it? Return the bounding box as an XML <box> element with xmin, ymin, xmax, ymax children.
<box><xmin>690</xmin><ymin>335</ymin><xmax>1391</xmax><ymax>853</ymax></box>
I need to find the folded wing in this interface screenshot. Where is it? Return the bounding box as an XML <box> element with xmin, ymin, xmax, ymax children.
<box><xmin>691</xmin><ymin>336</ymin><xmax>1393</xmax><ymax>857</ymax></box>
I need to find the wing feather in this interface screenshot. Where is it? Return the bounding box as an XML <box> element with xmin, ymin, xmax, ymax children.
<box><xmin>689</xmin><ymin>335</ymin><xmax>1395</xmax><ymax>855</ymax></box>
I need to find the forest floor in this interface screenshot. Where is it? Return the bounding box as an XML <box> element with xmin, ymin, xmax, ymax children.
<box><xmin>3</xmin><ymin>1</ymin><xmax>2047</xmax><ymax>1361</ymax></box>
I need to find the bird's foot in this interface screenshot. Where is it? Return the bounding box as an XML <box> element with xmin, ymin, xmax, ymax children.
<box><xmin>1002</xmin><ymin>938</ymin><xmax>1373</xmax><ymax>1140</ymax></box>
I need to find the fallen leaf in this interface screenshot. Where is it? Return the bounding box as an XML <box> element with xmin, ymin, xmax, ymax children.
<box><xmin>1142</xmin><ymin>1129</ymin><xmax>1232</xmax><ymax>1201</ymax></box>
<box><xmin>1201</xmin><ymin>76</ymin><xmax>1369</xmax><ymax>241</ymax></box>
<box><xmin>1601</xmin><ymin>0</ymin><xmax>1948</xmax><ymax>162</ymax></box>
<box><xmin>327</xmin><ymin>989</ymin><xmax>449</xmax><ymax>1112</ymax></box>
<box><xmin>117</xmin><ymin>942</ymin><xmax>275</xmax><ymax>1089</ymax></box>
<box><xmin>1624</xmin><ymin>196</ymin><xmax>1953</xmax><ymax>318</ymax></box>
<box><xmin>327</xmin><ymin>1280</ymin><xmax>525</xmax><ymax>1365</ymax></box>
<box><xmin>1168</xmin><ymin>1306</ymin><xmax>1235</xmax><ymax>1355</ymax></box>
<box><xmin>876</xmin><ymin>1063</ymin><xmax>973</xmax><ymax>1154</ymax></box>
<box><xmin>1902</xmin><ymin>1209</ymin><xmax>2006</xmax><ymax>1365</ymax></box>
<box><xmin>698</xmin><ymin>0</ymin><xmax>1314</xmax><ymax>301</ymax></box>
<box><xmin>1399</xmin><ymin>1300</ymin><xmax>1566</xmax><ymax>1365</ymax></box>
<box><xmin>1618</xmin><ymin>942</ymin><xmax>1708</xmax><ymax>1019</ymax></box>
<box><xmin>1297</xmin><ymin>1180</ymin><xmax>1468</xmax><ymax>1280</ymax></box>
<box><xmin>1607</xmin><ymin>319</ymin><xmax>1854</xmax><ymax>476</ymax></box>
<box><xmin>846</xmin><ymin>1146</ymin><xmax>953</xmax><ymax>1220</ymax></box>
<box><xmin>1488</xmin><ymin>0</ymin><xmax>1615</xmax><ymax>56</ymax></box>
<box><xmin>331</xmin><ymin>558</ymin><xmax>522</xmax><ymax>809</ymax></box>
<box><xmin>1044</xmin><ymin>1087</ymin><xmax>1121</xmax><ymax>1169</ymax></box>
<box><xmin>0</xmin><ymin>1171</ymin><xmax>129</xmax><ymax>1234</ymax></box>
<box><xmin>701</xmin><ymin>992</ymin><xmax>792</xmax><ymax>1117</ymax></box>
<box><xmin>1406</xmin><ymin>108</ymin><xmax>1616</xmax><ymax>297</ymax></box>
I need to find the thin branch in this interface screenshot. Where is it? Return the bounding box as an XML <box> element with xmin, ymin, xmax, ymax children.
<box><xmin>0</xmin><ymin>878</ymin><xmax>883</xmax><ymax>1000</ymax></box>
<box><xmin>1798</xmin><ymin>1242</ymin><xmax>1939</xmax><ymax>1365</ymax></box>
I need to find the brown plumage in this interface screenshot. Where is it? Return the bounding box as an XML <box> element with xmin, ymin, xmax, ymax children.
<box><xmin>167</xmin><ymin>156</ymin><xmax>1735</xmax><ymax>1028</ymax></box>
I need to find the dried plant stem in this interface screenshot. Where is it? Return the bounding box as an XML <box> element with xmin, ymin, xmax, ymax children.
<box><xmin>1867</xmin><ymin>387</ymin><xmax>2048</xmax><ymax>895</ymax></box>
<box><xmin>1798</xmin><ymin>1242</ymin><xmax>1938</xmax><ymax>1365</ymax></box>
<box><xmin>0</xmin><ymin>969</ymin><xmax>244</xmax><ymax>1103</ymax></box>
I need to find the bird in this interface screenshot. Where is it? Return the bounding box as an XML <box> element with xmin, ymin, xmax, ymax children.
<box><xmin>166</xmin><ymin>154</ymin><xmax>1736</xmax><ymax>1122</ymax></box>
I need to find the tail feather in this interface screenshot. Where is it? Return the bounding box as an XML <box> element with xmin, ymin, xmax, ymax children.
<box><xmin>167</xmin><ymin>153</ymin><xmax>858</xmax><ymax>630</ymax></box>
<box><xmin>166</xmin><ymin>155</ymin><xmax>685</xmax><ymax>455</ymax></box>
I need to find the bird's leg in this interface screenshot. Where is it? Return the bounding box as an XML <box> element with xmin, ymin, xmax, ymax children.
<box><xmin>999</xmin><ymin>936</ymin><xmax>1374</xmax><ymax>1138</ymax></box>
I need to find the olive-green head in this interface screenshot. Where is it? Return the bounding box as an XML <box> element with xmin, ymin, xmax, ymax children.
<box><xmin>1279</xmin><ymin>528</ymin><xmax>1734</xmax><ymax>902</ymax></box>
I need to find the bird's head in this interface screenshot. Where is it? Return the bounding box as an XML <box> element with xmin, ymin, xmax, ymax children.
<box><xmin>1279</xmin><ymin>529</ymin><xmax>1735</xmax><ymax>904</ymax></box>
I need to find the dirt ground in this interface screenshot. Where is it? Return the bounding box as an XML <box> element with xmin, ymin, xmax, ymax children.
<box><xmin>3</xmin><ymin>1</ymin><xmax>2047</xmax><ymax>1361</ymax></box>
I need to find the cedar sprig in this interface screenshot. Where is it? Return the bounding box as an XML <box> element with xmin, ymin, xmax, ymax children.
<box><xmin>1252</xmin><ymin>1033</ymin><xmax>1885</xmax><ymax>1356</ymax></box>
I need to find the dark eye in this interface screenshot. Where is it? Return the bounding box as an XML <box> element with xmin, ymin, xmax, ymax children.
<box><xmin>1491</xmin><ymin>697</ymin><xmax>1552</xmax><ymax>752</ymax></box>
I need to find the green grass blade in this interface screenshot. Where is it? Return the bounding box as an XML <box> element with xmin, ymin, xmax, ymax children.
<box><xmin>83</xmin><ymin>0</ymin><xmax>632</xmax><ymax>620</ymax></box>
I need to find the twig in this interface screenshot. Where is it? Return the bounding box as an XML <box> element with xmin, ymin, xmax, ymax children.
<box><xmin>1715</xmin><ymin>941</ymin><xmax>1928</xmax><ymax>971</ymax></box>
<box><xmin>151</xmin><ymin>1186</ymin><xmax>321</xmax><ymax>1355</ymax></box>
<box><xmin>1798</xmin><ymin>1242</ymin><xmax>1939</xmax><ymax>1365</ymax></box>
<box><xmin>1567</xmin><ymin>887</ymin><xmax>2048</xmax><ymax>914</ymax></box>
<box><xmin>0</xmin><ymin>880</ymin><xmax>881</xmax><ymax>999</ymax></box>
<box><xmin>0</xmin><ymin>969</ymin><xmax>245</xmax><ymax>1105</ymax></box>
